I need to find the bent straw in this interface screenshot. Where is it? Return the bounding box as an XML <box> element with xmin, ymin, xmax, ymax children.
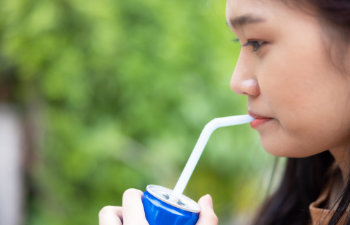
<box><xmin>173</xmin><ymin>115</ymin><xmax>254</xmax><ymax>196</ymax></box>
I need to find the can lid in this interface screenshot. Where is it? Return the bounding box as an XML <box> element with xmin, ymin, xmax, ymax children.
<box><xmin>146</xmin><ymin>185</ymin><xmax>200</xmax><ymax>213</ymax></box>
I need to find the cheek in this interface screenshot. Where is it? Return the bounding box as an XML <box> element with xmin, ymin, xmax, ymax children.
<box><xmin>256</xmin><ymin>49</ymin><xmax>350</xmax><ymax>157</ymax></box>
<box><xmin>258</xmin><ymin>51</ymin><xmax>319</xmax><ymax>121</ymax></box>
<box><xmin>258</xmin><ymin>37</ymin><xmax>336</xmax><ymax>119</ymax></box>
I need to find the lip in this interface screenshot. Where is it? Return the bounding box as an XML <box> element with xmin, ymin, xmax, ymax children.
<box><xmin>248</xmin><ymin>111</ymin><xmax>273</xmax><ymax>129</ymax></box>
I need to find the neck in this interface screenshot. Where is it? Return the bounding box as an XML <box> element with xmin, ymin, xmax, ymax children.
<box><xmin>329</xmin><ymin>146</ymin><xmax>350</xmax><ymax>185</ymax></box>
<box><xmin>327</xmin><ymin>146</ymin><xmax>349</xmax><ymax>208</ymax></box>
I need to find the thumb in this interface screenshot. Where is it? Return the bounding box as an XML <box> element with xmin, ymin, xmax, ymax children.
<box><xmin>196</xmin><ymin>194</ymin><xmax>218</xmax><ymax>225</ymax></box>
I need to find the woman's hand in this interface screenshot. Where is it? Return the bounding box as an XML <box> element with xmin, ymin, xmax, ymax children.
<box><xmin>99</xmin><ymin>189</ymin><xmax>148</xmax><ymax>225</ymax></box>
<box><xmin>196</xmin><ymin>194</ymin><xmax>219</xmax><ymax>225</ymax></box>
<box><xmin>99</xmin><ymin>188</ymin><xmax>218</xmax><ymax>225</ymax></box>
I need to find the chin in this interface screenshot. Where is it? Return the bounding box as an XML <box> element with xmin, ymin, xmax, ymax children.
<box><xmin>261</xmin><ymin>140</ymin><xmax>321</xmax><ymax>158</ymax></box>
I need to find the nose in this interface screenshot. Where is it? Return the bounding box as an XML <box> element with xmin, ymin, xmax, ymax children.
<box><xmin>230</xmin><ymin>54</ymin><xmax>260</xmax><ymax>97</ymax></box>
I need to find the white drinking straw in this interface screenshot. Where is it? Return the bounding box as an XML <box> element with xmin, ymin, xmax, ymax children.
<box><xmin>173</xmin><ymin>115</ymin><xmax>254</xmax><ymax>196</ymax></box>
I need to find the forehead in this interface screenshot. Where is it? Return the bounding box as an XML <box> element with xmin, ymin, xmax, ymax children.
<box><xmin>226</xmin><ymin>0</ymin><xmax>269</xmax><ymax>17</ymax></box>
<box><xmin>225</xmin><ymin>0</ymin><xmax>319</xmax><ymax>33</ymax></box>
<box><xmin>225</xmin><ymin>0</ymin><xmax>289</xmax><ymax>26</ymax></box>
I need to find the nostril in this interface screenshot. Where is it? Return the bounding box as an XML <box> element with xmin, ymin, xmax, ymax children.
<box><xmin>232</xmin><ymin>79</ymin><xmax>260</xmax><ymax>97</ymax></box>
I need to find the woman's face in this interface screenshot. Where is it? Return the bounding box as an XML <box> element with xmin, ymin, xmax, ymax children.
<box><xmin>226</xmin><ymin>0</ymin><xmax>350</xmax><ymax>157</ymax></box>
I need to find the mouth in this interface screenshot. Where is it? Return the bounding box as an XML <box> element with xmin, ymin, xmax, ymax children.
<box><xmin>248</xmin><ymin>111</ymin><xmax>273</xmax><ymax>129</ymax></box>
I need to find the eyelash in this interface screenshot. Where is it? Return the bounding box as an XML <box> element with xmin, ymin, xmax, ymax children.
<box><xmin>243</xmin><ymin>40</ymin><xmax>264</xmax><ymax>52</ymax></box>
<box><xmin>233</xmin><ymin>38</ymin><xmax>265</xmax><ymax>52</ymax></box>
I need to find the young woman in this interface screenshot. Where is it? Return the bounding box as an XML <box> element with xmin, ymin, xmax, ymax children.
<box><xmin>99</xmin><ymin>0</ymin><xmax>350</xmax><ymax>224</ymax></box>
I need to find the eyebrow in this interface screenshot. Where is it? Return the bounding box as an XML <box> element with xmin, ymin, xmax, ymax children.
<box><xmin>228</xmin><ymin>14</ymin><xmax>266</xmax><ymax>28</ymax></box>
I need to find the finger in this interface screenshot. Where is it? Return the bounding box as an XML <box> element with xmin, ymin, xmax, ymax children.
<box><xmin>122</xmin><ymin>188</ymin><xmax>148</xmax><ymax>225</ymax></box>
<box><xmin>99</xmin><ymin>206</ymin><xmax>123</xmax><ymax>225</ymax></box>
<box><xmin>196</xmin><ymin>194</ymin><xmax>219</xmax><ymax>225</ymax></box>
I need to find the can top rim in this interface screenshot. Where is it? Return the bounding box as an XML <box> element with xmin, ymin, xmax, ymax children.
<box><xmin>146</xmin><ymin>185</ymin><xmax>201</xmax><ymax>213</ymax></box>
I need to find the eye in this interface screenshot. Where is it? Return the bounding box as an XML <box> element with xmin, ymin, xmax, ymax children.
<box><xmin>243</xmin><ymin>40</ymin><xmax>265</xmax><ymax>52</ymax></box>
<box><xmin>232</xmin><ymin>38</ymin><xmax>240</xmax><ymax>43</ymax></box>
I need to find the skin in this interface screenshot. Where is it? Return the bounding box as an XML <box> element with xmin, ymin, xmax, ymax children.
<box><xmin>99</xmin><ymin>0</ymin><xmax>350</xmax><ymax>223</ymax></box>
<box><xmin>98</xmin><ymin>189</ymin><xmax>218</xmax><ymax>225</ymax></box>
<box><xmin>227</xmin><ymin>0</ymin><xmax>350</xmax><ymax>205</ymax></box>
<box><xmin>227</xmin><ymin>0</ymin><xmax>350</xmax><ymax>159</ymax></box>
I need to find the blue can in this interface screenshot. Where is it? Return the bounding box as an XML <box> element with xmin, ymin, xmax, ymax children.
<box><xmin>142</xmin><ymin>185</ymin><xmax>200</xmax><ymax>225</ymax></box>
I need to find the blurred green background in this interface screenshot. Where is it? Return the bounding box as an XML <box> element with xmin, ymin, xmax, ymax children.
<box><xmin>0</xmin><ymin>0</ymin><xmax>275</xmax><ymax>224</ymax></box>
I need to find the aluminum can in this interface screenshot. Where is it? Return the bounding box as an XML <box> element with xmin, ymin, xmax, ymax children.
<box><xmin>142</xmin><ymin>185</ymin><xmax>200</xmax><ymax>225</ymax></box>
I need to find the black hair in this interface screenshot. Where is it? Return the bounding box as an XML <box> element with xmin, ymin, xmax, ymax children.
<box><xmin>252</xmin><ymin>152</ymin><xmax>344</xmax><ymax>225</ymax></box>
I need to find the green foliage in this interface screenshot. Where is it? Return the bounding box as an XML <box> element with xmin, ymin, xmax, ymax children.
<box><xmin>0</xmin><ymin>0</ymin><xmax>274</xmax><ymax>224</ymax></box>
